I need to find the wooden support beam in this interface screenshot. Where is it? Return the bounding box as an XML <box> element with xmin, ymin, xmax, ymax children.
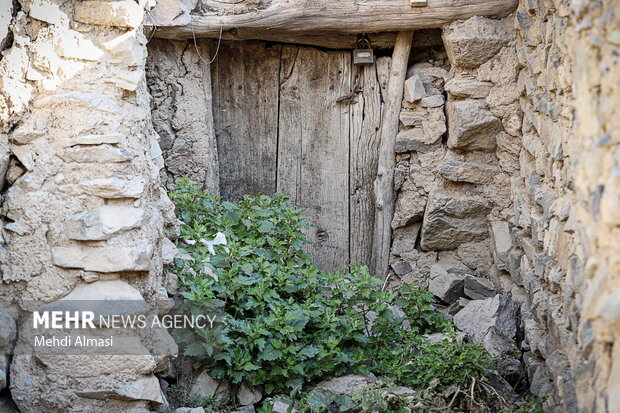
<box><xmin>371</xmin><ymin>31</ymin><xmax>413</xmax><ymax>279</ymax></box>
<box><xmin>150</xmin><ymin>0</ymin><xmax>517</xmax><ymax>47</ymax></box>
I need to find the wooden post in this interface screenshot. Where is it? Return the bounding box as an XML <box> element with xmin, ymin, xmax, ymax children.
<box><xmin>371</xmin><ymin>31</ymin><xmax>413</xmax><ymax>279</ymax></box>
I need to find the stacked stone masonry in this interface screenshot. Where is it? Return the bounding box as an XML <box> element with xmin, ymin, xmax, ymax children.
<box><xmin>390</xmin><ymin>2</ymin><xmax>619</xmax><ymax>412</ymax></box>
<box><xmin>0</xmin><ymin>0</ymin><xmax>618</xmax><ymax>411</ymax></box>
<box><xmin>0</xmin><ymin>0</ymin><xmax>177</xmax><ymax>412</ymax></box>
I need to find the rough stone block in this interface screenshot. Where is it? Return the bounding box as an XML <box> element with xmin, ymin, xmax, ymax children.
<box><xmin>439</xmin><ymin>158</ymin><xmax>499</xmax><ymax>184</ymax></box>
<box><xmin>490</xmin><ymin>221</ymin><xmax>512</xmax><ymax>270</ymax></box>
<box><xmin>102</xmin><ymin>32</ymin><xmax>145</xmax><ymax>67</ymax></box>
<box><xmin>65</xmin><ymin>206</ymin><xmax>144</xmax><ymax>240</ymax></box>
<box><xmin>453</xmin><ymin>294</ymin><xmax>518</xmax><ymax>350</ymax></box>
<box><xmin>52</xmin><ymin>243</ymin><xmax>153</xmax><ymax>272</ymax></box>
<box><xmin>392</xmin><ymin>180</ymin><xmax>427</xmax><ymax>228</ymax></box>
<box><xmin>74</xmin><ymin>1</ymin><xmax>144</xmax><ymax>29</ymax></box>
<box><xmin>391</xmin><ymin>222</ymin><xmax>421</xmax><ymax>256</ymax></box>
<box><xmin>447</xmin><ymin>99</ymin><xmax>502</xmax><ymax>151</ymax></box>
<box><xmin>442</xmin><ymin>16</ymin><xmax>513</xmax><ymax>69</ymax></box>
<box><xmin>420</xmin><ymin>188</ymin><xmax>491</xmax><ymax>250</ymax></box>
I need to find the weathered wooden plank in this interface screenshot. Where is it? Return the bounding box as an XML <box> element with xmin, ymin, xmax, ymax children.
<box><xmin>277</xmin><ymin>46</ymin><xmax>351</xmax><ymax>272</ymax></box>
<box><xmin>371</xmin><ymin>32</ymin><xmax>414</xmax><ymax>279</ymax></box>
<box><xmin>211</xmin><ymin>41</ymin><xmax>281</xmax><ymax>201</ymax></box>
<box><xmin>151</xmin><ymin>0</ymin><xmax>518</xmax><ymax>44</ymax></box>
<box><xmin>150</xmin><ymin>28</ymin><xmax>398</xmax><ymax>50</ymax></box>
<box><xmin>349</xmin><ymin>64</ymin><xmax>383</xmax><ymax>267</ymax></box>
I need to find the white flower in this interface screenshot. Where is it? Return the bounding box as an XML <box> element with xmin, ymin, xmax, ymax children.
<box><xmin>199</xmin><ymin>232</ymin><xmax>228</xmax><ymax>255</ymax></box>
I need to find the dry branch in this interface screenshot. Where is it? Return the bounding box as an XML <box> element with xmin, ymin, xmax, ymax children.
<box><xmin>371</xmin><ymin>31</ymin><xmax>413</xmax><ymax>279</ymax></box>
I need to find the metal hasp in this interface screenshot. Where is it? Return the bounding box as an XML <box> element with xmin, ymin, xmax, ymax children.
<box><xmin>410</xmin><ymin>0</ymin><xmax>428</xmax><ymax>6</ymax></box>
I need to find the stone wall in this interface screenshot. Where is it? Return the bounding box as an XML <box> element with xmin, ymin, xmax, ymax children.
<box><xmin>0</xmin><ymin>1</ymin><xmax>175</xmax><ymax>411</ymax></box>
<box><xmin>390</xmin><ymin>2</ymin><xmax>619</xmax><ymax>412</ymax></box>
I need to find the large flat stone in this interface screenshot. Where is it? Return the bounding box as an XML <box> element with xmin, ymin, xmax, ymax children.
<box><xmin>79</xmin><ymin>177</ymin><xmax>144</xmax><ymax>198</ymax></box>
<box><xmin>77</xmin><ymin>376</ymin><xmax>164</xmax><ymax>403</ymax></box>
<box><xmin>52</xmin><ymin>243</ymin><xmax>152</xmax><ymax>272</ymax></box>
<box><xmin>59</xmin><ymin>145</ymin><xmax>133</xmax><ymax>163</ymax></box>
<box><xmin>65</xmin><ymin>206</ymin><xmax>144</xmax><ymax>240</ymax></box>
<box><xmin>420</xmin><ymin>189</ymin><xmax>491</xmax><ymax>250</ymax></box>
<box><xmin>447</xmin><ymin>99</ymin><xmax>502</xmax><ymax>151</ymax></box>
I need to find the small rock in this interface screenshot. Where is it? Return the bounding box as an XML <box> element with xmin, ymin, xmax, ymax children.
<box><xmin>315</xmin><ymin>374</ymin><xmax>376</xmax><ymax>397</ymax></box>
<box><xmin>149</xmin><ymin>0</ymin><xmax>197</xmax><ymax>26</ymax></box>
<box><xmin>445</xmin><ymin>77</ymin><xmax>493</xmax><ymax>99</ymax></box>
<box><xmin>447</xmin><ymin>297</ymin><xmax>470</xmax><ymax>316</ymax></box>
<box><xmin>53</xmin><ymin>30</ymin><xmax>104</xmax><ymax>61</ymax></box>
<box><xmin>428</xmin><ymin>265</ymin><xmax>465</xmax><ymax>304</ymax></box>
<box><xmin>420</xmin><ymin>94</ymin><xmax>444</xmax><ymax>108</ymax></box>
<box><xmin>105</xmin><ymin>70</ymin><xmax>143</xmax><ymax>91</ymax></box>
<box><xmin>490</xmin><ymin>221</ymin><xmax>512</xmax><ymax>270</ymax></box>
<box><xmin>266</xmin><ymin>398</ymin><xmax>297</xmax><ymax>413</ymax></box>
<box><xmin>404</xmin><ymin>74</ymin><xmax>426</xmax><ymax>103</ymax></box>
<box><xmin>230</xmin><ymin>406</ymin><xmax>255</xmax><ymax>413</ymax></box>
<box><xmin>191</xmin><ymin>370</ymin><xmax>230</xmax><ymax>405</ymax></box>
<box><xmin>11</xmin><ymin>145</ymin><xmax>35</xmax><ymax>171</ymax></box>
<box><xmin>175</xmin><ymin>408</ymin><xmax>205</xmax><ymax>413</ymax></box>
<box><xmin>463</xmin><ymin>276</ymin><xmax>496</xmax><ymax>300</ymax></box>
<box><xmin>238</xmin><ymin>383</ymin><xmax>262</xmax><ymax>406</ymax></box>
<box><xmin>28</xmin><ymin>0</ymin><xmax>68</xmax><ymax>25</ymax></box>
<box><xmin>0</xmin><ymin>314</ymin><xmax>16</xmax><ymax>350</ymax></box>
<box><xmin>447</xmin><ymin>99</ymin><xmax>502</xmax><ymax>151</ymax></box>
<box><xmin>0</xmin><ymin>0</ymin><xmax>12</xmax><ymax>50</ymax></box>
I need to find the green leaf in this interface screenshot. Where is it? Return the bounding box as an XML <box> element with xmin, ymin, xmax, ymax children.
<box><xmin>258</xmin><ymin>220</ymin><xmax>275</xmax><ymax>233</ymax></box>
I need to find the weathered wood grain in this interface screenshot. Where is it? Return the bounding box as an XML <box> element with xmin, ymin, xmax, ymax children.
<box><xmin>277</xmin><ymin>46</ymin><xmax>351</xmax><ymax>272</ymax></box>
<box><xmin>211</xmin><ymin>41</ymin><xmax>281</xmax><ymax>201</ymax></box>
<box><xmin>151</xmin><ymin>0</ymin><xmax>517</xmax><ymax>46</ymax></box>
<box><xmin>349</xmin><ymin>64</ymin><xmax>383</xmax><ymax>267</ymax></box>
<box><xmin>371</xmin><ymin>32</ymin><xmax>414</xmax><ymax>278</ymax></box>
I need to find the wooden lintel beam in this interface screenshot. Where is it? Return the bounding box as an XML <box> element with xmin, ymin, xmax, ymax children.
<box><xmin>150</xmin><ymin>0</ymin><xmax>517</xmax><ymax>46</ymax></box>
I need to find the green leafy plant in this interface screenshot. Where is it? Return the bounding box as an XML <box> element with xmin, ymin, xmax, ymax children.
<box><xmin>170</xmin><ymin>178</ymin><xmax>493</xmax><ymax>404</ymax></box>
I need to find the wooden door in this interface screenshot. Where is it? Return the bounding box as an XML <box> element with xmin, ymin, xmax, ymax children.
<box><xmin>212</xmin><ymin>41</ymin><xmax>383</xmax><ymax>273</ymax></box>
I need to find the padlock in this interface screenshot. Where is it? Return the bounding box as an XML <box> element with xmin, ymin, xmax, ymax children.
<box><xmin>353</xmin><ymin>38</ymin><xmax>374</xmax><ymax>65</ymax></box>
